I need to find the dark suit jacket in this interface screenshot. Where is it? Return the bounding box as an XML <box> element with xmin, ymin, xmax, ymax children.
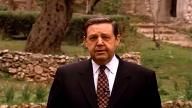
<box><xmin>47</xmin><ymin>57</ymin><xmax>162</xmax><ymax>108</ymax></box>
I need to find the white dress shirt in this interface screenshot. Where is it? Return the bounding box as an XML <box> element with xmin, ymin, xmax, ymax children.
<box><xmin>92</xmin><ymin>55</ymin><xmax>119</xmax><ymax>95</ymax></box>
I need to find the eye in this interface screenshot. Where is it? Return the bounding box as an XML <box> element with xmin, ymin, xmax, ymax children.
<box><xmin>88</xmin><ymin>35</ymin><xmax>98</xmax><ymax>41</ymax></box>
<box><xmin>101</xmin><ymin>34</ymin><xmax>111</xmax><ymax>40</ymax></box>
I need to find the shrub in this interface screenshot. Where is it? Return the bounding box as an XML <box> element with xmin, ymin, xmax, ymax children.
<box><xmin>36</xmin><ymin>0</ymin><xmax>46</xmax><ymax>8</ymax></box>
<box><xmin>0</xmin><ymin>11</ymin><xmax>129</xmax><ymax>44</ymax></box>
<box><xmin>0</xmin><ymin>11</ymin><xmax>38</xmax><ymax>39</ymax></box>
<box><xmin>185</xmin><ymin>79</ymin><xmax>192</xmax><ymax>100</ymax></box>
<box><xmin>95</xmin><ymin>0</ymin><xmax>122</xmax><ymax>14</ymax></box>
<box><xmin>21</xmin><ymin>84</ymin><xmax>32</xmax><ymax>102</ymax></box>
<box><xmin>4</xmin><ymin>86</ymin><xmax>15</xmax><ymax>103</ymax></box>
<box><xmin>66</xmin><ymin>14</ymin><xmax>129</xmax><ymax>44</ymax></box>
<box><xmin>0</xmin><ymin>5</ymin><xmax>8</xmax><ymax>11</ymax></box>
<box><xmin>159</xmin><ymin>88</ymin><xmax>169</xmax><ymax>96</ymax></box>
<box><xmin>35</xmin><ymin>84</ymin><xmax>47</xmax><ymax>102</ymax></box>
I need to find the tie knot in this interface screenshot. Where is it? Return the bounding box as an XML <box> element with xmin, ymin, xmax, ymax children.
<box><xmin>99</xmin><ymin>65</ymin><xmax>106</xmax><ymax>72</ymax></box>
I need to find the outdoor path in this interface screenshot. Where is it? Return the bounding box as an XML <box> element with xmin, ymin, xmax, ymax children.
<box><xmin>132</xmin><ymin>22</ymin><xmax>192</xmax><ymax>48</ymax></box>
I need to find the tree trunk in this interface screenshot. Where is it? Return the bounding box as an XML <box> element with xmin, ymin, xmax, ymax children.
<box><xmin>86</xmin><ymin>0</ymin><xmax>100</xmax><ymax>14</ymax></box>
<box><xmin>26</xmin><ymin>0</ymin><xmax>33</xmax><ymax>10</ymax></box>
<box><xmin>25</xmin><ymin>0</ymin><xmax>72</xmax><ymax>54</ymax></box>
<box><xmin>132</xmin><ymin>0</ymin><xmax>137</xmax><ymax>14</ymax></box>
<box><xmin>7</xmin><ymin>0</ymin><xmax>16</xmax><ymax>10</ymax></box>
<box><xmin>148</xmin><ymin>0</ymin><xmax>161</xmax><ymax>49</ymax></box>
<box><xmin>0</xmin><ymin>0</ymin><xmax>7</xmax><ymax>4</ymax></box>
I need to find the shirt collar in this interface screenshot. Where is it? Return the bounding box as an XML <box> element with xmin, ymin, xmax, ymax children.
<box><xmin>92</xmin><ymin>55</ymin><xmax>119</xmax><ymax>74</ymax></box>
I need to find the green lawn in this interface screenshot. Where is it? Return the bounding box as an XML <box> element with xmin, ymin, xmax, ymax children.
<box><xmin>0</xmin><ymin>72</ymin><xmax>50</xmax><ymax>104</ymax></box>
<box><xmin>0</xmin><ymin>39</ymin><xmax>26</xmax><ymax>51</ymax></box>
<box><xmin>134</xmin><ymin>38</ymin><xmax>192</xmax><ymax>101</ymax></box>
<box><xmin>0</xmin><ymin>34</ymin><xmax>192</xmax><ymax>103</ymax></box>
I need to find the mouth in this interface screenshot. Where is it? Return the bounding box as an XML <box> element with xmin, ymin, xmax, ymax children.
<box><xmin>95</xmin><ymin>50</ymin><xmax>106</xmax><ymax>54</ymax></box>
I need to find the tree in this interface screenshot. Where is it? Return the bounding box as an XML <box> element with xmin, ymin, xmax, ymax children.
<box><xmin>26</xmin><ymin>0</ymin><xmax>33</xmax><ymax>10</ymax></box>
<box><xmin>86</xmin><ymin>0</ymin><xmax>100</xmax><ymax>14</ymax></box>
<box><xmin>132</xmin><ymin>0</ymin><xmax>137</xmax><ymax>14</ymax></box>
<box><xmin>7</xmin><ymin>0</ymin><xmax>16</xmax><ymax>10</ymax></box>
<box><xmin>25</xmin><ymin>0</ymin><xmax>73</xmax><ymax>54</ymax></box>
<box><xmin>147</xmin><ymin>0</ymin><xmax>161</xmax><ymax>49</ymax></box>
<box><xmin>0</xmin><ymin>0</ymin><xmax>7</xmax><ymax>4</ymax></box>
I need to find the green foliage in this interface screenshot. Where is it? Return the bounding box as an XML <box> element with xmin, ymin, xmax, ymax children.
<box><xmin>36</xmin><ymin>0</ymin><xmax>46</xmax><ymax>7</ymax></box>
<box><xmin>168</xmin><ymin>80</ymin><xmax>185</xmax><ymax>100</ymax></box>
<box><xmin>185</xmin><ymin>79</ymin><xmax>192</xmax><ymax>100</ymax></box>
<box><xmin>35</xmin><ymin>84</ymin><xmax>47</xmax><ymax>102</ymax></box>
<box><xmin>0</xmin><ymin>5</ymin><xmax>8</xmax><ymax>11</ymax></box>
<box><xmin>158</xmin><ymin>79</ymin><xmax>169</xmax><ymax>96</ymax></box>
<box><xmin>0</xmin><ymin>35</ymin><xmax>192</xmax><ymax>103</ymax></box>
<box><xmin>159</xmin><ymin>88</ymin><xmax>169</xmax><ymax>96</ymax></box>
<box><xmin>0</xmin><ymin>11</ymin><xmax>128</xmax><ymax>44</ymax></box>
<box><xmin>4</xmin><ymin>86</ymin><xmax>15</xmax><ymax>103</ymax></box>
<box><xmin>21</xmin><ymin>85</ymin><xmax>32</xmax><ymax>102</ymax></box>
<box><xmin>116</xmin><ymin>25</ymin><xmax>138</xmax><ymax>54</ymax></box>
<box><xmin>0</xmin><ymin>38</ymin><xmax>26</xmax><ymax>51</ymax></box>
<box><xmin>95</xmin><ymin>0</ymin><xmax>122</xmax><ymax>14</ymax></box>
<box><xmin>0</xmin><ymin>11</ymin><xmax>38</xmax><ymax>39</ymax></box>
<box><xmin>65</xmin><ymin>15</ymin><xmax>88</xmax><ymax>45</ymax></box>
<box><xmin>0</xmin><ymin>12</ymin><xmax>192</xmax><ymax>103</ymax></box>
<box><xmin>0</xmin><ymin>79</ymin><xmax>50</xmax><ymax>104</ymax></box>
<box><xmin>65</xmin><ymin>14</ymin><xmax>129</xmax><ymax>44</ymax></box>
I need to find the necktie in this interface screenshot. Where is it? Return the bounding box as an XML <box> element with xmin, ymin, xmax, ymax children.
<box><xmin>97</xmin><ymin>65</ymin><xmax>110</xmax><ymax>108</ymax></box>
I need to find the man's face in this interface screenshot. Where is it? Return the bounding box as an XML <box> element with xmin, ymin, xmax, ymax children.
<box><xmin>84</xmin><ymin>23</ymin><xmax>120</xmax><ymax>65</ymax></box>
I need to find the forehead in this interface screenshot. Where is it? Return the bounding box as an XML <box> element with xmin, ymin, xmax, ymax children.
<box><xmin>87</xmin><ymin>23</ymin><xmax>113</xmax><ymax>34</ymax></box>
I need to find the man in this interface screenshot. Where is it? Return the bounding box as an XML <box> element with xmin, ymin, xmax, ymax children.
<box><xmin>47</xmin><ymin>17</ymin><xmax>162</xmax><ymax>108</ymax></box>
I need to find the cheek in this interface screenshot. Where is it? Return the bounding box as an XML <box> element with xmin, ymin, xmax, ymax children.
<box><xmin>86</xmin><ymin>43</ymin><xmax>95</xmax><ymax>50</ymax></box>
<box><xmin>108</xmin><ymin>41</ymin><xmax>118</xmax><ymax>48</ymax></box>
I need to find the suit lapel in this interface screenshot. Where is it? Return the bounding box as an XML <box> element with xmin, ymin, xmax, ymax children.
<box><xmin>109</xmin><ymin>59</ymin><xmax>132</xmax><ymax>106</ymax></box>
<box><xmin>78</xmin><ymin>60</ymin><xmax>97</xmax><ymax>108</ymax></box>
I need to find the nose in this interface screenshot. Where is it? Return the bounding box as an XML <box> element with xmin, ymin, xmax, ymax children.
<box><xmin>97</xmin><ymin>37</ymin><xmax>104</xmax><ymax>45</ymax></box>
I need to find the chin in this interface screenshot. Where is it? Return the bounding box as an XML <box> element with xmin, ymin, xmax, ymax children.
<box><xmin>96</xmin><ymin>56</ymin><xmax>107</xmax><ymax>60</ymax></box>
<box><xmin>94</xmin><ymin>56</ymin><xmax>109</xmax><ymax>64</ymax></box>
<box><xmin>95</xmin><ymin>54</ymin><xmax>107</xmax><ymax>59</ymax></box>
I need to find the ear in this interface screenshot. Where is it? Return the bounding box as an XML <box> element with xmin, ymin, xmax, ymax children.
<box><xmin>83</xmin><ymin>36</ymin><xmax>88</xmax><ymax>48</ymax></box>
<box><xmin>115</xmin><ymin>34</ymin><xmax>121</xmax><ymax>46</ymax></box>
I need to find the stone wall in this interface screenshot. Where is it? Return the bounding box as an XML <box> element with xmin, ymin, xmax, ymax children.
<box><xmin>0</xmin><ymin>50</ymin><xmax>141</xmax><ymax>82</ymax></box>
<box><xmin>0</xmin><ymin>100</ymin><xmax>192</xmax><ymax>108</ymax></box>
<box><xmin>0</xmin><ymin>103</ymin><xmax>46</xmax><ymax>108</ymax></box>
<box><xmin>162</xmin><ymin>100</ymin><xmax>192</xmax><ymax>108</ymax></box>
<box><xmin>0</xmin><ymin>50</ymin><xmax>192</xmax><ymax>108</ymax></box>
<box><xmin>184</xmin><ymin>0</ymin><xmax>192</xmax><ymax>23</ymax></box>
<box><xmin>121</xmin><ymin>0</ymin><xmax>192</xmax><ymax>24</ymax></box>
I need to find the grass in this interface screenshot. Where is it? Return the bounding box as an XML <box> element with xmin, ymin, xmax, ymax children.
<box><xmin>185</xmin><ymin>79</ymin><xmax>192</xmax><ymax>100</ymax></box>
<box><xmin>0</xmin><ymin>1</ymin><xmax>191</xmax><ymax>105</ymax></box>
<box><xmin>61</xmin><ymin>42</ymin><xmax>88</xmax><ymax>56</ymax></box>
<box><xmin>140</xmin><ymin>42</ymin><xmax>192</xmax><ymax>101</ymax></box>
<box><xmin>0</xmin><ymin>39</ymin><xmax>88</xmax><ymax>56</ymax></box>
<box><xmin>1</xmin><ymin>34</ymin><xmax>192</xmax><ymax>103</ymax></box>
<box><xmin>0</xmin><ymin>39</ymin><xmax>26</xmax><ymax>51</ymax></box>
<box><xmin>0</xmin><ymin>70</ymin><xmax>49</xmax><ymax>104</ymax></box>
<box><xmin>1</xmin><ymin>14</ymin><xmax>192</xmax><ymax>103</ymax></box>
<box><xmin>0</xmin><ymin>74</ymin><xmax>50</xmax><ymax>104</ymax></box>
<box><xmin>121</xmin><ymin>34</ymin><xmax>192</xmax><ymax>101</ymax></box>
